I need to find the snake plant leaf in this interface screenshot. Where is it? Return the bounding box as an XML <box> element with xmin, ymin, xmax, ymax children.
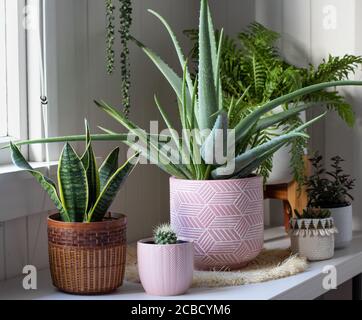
<box><xmin>81</xmin><ymin>121</ymin><xmax>100</xmax><ymax>211</ymax></box>
<box><xmin>10</xmin><ymin>143</ymin><xmax>69</xmax><ymax>222</ymax></box>
<box><xmin>99</xmin><ymin>147</ymin><xmax>119</xmax><ymax>191</ymax></box>
<box><xmin>198</xmin><ymin>0</ymin><xmax>219</xmax><ymax>131</ymax></box>
<box><xmin>212</xmin><ymin>132</ymin><xmax>309</xmax><ymax>179</ymax></box>
<box><xmin>58</xmin><ymin>143</ymin><xmax>88</xmax><ymax>222</ymax></box>
<box><xmin>148</xmin><ymin>9</ymin><xmax>194</xmax><ymax>99</ymax></box>
<box><xmin>234</xmin><ymin>80</ymin><xmax>362</xmax><ymax>145</ymax></box>
<box><xmin>201</xmin><ymin>111</ymin><xmax>228</xmax><ymax>165</ymax></box>
<box><xmin>88</xmin><ymin>153</ymin><xmax>140</xmax><ymax>222</ymax></box>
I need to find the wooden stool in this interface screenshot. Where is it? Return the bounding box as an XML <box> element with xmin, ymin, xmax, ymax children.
<box><xmin>264</xmin><ymin>156</ymin><xmax>310</xmax><ymax>230</ymax></box>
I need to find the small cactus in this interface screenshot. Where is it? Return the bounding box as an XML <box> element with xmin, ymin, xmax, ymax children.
<box><xmin>153</xmin><ymin>224</ymin><xmax>178</xmax><ymax>245</ymax></box>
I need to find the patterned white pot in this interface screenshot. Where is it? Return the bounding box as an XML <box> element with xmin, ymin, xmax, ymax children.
<box><xmin>170</xmin><ymin>176</ymin><xmax>264</xmax><ymax>270</ymax></box>
<box><xmin>289</xmin><ymin>218</ymin><xmax>337</xmax><ymax>261</ymax></box>
<box><xmin>298</xmin><ymin>233</ymin><xmax>334</xmax><ymax>261</ymax></box>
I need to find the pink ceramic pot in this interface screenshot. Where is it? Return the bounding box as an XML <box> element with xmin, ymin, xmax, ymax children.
<box><xmin>137</xmin><ymin>239</ymin><xmax>194</xmax><ymax>296</ymax></box>
<box><xmin>170</xmin><ymin>176</ymin><xmax>264</xmax><ymax>270</ymax></box>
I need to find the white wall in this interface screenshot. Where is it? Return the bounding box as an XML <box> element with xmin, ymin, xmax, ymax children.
<box><xmin>0</xmin><ymin>0</ymin><xmax>255</xmax><ymax>280</ymax></box>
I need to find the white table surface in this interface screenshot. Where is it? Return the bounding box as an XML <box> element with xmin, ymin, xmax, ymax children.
<box><xmin>1</xmin><ymin>229</ymin><xmax>362</xmax><ymax>300</ymax></box>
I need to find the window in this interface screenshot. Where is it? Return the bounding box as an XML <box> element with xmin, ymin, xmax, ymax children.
<box><xmin>0</xmin><ymin>0</ymin><xmax>27</xmax><ymax>164</ymax></box>
<box><xmin>0</xmin><ymin>0</ymin><xmax>7</xmax><ymax>138</ymax></box>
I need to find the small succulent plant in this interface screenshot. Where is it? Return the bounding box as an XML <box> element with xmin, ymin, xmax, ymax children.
<box><xmin>153</xmin><ymin>224</ymin><xmax>178</xmax><ymax>245</ymax></box>
<box><xmin>294</xmin><ymin>207</ymin><xmax>331</xmax><ymax>220</ymax></box>
<box><xmin>305</xmin><ymin>153</ymin><xmax>355</xmax><ymax>208</ymax></box>
<box><xmin>10</xmin><ymin>121</ymin><xmax>139</xmax><ymax>223</ymax></box>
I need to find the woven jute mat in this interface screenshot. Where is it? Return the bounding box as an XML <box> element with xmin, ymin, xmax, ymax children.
<box><xmin>125</xmin><ymin>244</ymin><xmax>308</xmax><ymax>288</ymax></box>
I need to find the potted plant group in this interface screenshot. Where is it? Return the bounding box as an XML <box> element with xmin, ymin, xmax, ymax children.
<box><xmin>10</xmin><ymin>122</ymin><xmax>138</xmax><ymax>295</ymax></box>
<box><xmin>138</xmin><ymin>224</ymin><xmax>194</xmax><ymax>296</ymax></box>
<box><xmin>10</xmin><ymin>0</ymin><xmax>362</xmax><ymax>270</ymax></box>
<box><xmin>305</xmin><ymin>153</ymin><xmax>355</xmax><ymax>249</ymax></box>
<box><xmin>185</xmin><ymin>23</ymin><xmax>362</xmax><ymax>186</ymax></box>
<box><xmin>290</xmin><ymin>208</ymin><xmax>337</xmax><ymax>261</ymax></box>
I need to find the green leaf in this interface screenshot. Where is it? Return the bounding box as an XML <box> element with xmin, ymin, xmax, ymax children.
<box><xmin>207</xmin><ymin>4</ymin><xmax>218</xmax><ymax>87</ymax></box>
<box><xmin>234</xmin><ymin>80</ymin><xmax>362</xmax><ymax>144</ymax></box>
<box><xmin>256</xmin><ymin>102</ymin><xmax>317</xmax><ymax>131</ymax></box>
<box><xmin>198</xmin><ymin>0</ymin><xmax>219</xmax><ymax>131</ymax></box>
<box><xmin>215</xmin><ymin>28</ymin><xmax>224</xmax><ymax>110</ymax></box>
<box><xmin>2</xmin><ymin>134</ymin><xmax>130</xmax><ymax>150</ymax></box>
<box><xmin>132</xmin><ymin>37</ymin><xmax>192</xmax><ymax>117</ymax></box>
<box><xmin>99</xmin><ymin>126</ymin><xmax>187</xmax><ymax>179</ymax></box>
<box><xmin>336</xmin><ymin>103</ymin><xmax>355</xmax><ymax>127</ymax></box>
<box><xmin>201</xmin><ymin>111</ymin><xmax>228</xmax><ymax>165</ymax></box>
<box><xmin>10</xmin><ymin>143</ymin><xmax>69</xmax><ymax>222</ymax></box>
<box><xmin>148</xmin><ymin>9</ymin><xmax>194</xmax><ymax>99</ymax></box>
<box><xmin>233</xmin><ymin>143</ymin><xmax>284</xmax><ymax>179</ymax></box>
<box><xmin>99</xmin><ymin>147</ymin><xmax>120</xmax><ymax>191</ymax></box>
<box><xmin>88</xmin><ymin>153</ymin><xmax>139</xmax><ymax>222</ymax></box>
<box><xmin>214</xmin><ymin>112</ymin><xmax>326</xmax><ymax>178</ymax></box>
<box><xmin>58</xmin><ymin>143</ymin><xmax>88</xmax><ymax>222</ymax></box>
<box><xmin>95</xmin><ymin>100</ymin><xmax>193</xmax><ymax>179</ymax></box>
<box><xmin>212</xmin><ymin>132</ymin><xmax>308</xmax><ymax>179</ymax></box>
<box><xmin>81</xmin><ymin>120</ymin><xmax>100</xmax><ymax>211</ymax></box>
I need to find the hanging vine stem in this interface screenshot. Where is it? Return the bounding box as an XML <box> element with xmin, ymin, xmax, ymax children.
<box><xmin>119</xmin><ymin>0</ymin><xmax>133</xmax><ymax>117</ymax></box>
<box><xmin>105</xmin><ymin>0</ymin><xmax>116</xmax><ymax>74</ymax></box>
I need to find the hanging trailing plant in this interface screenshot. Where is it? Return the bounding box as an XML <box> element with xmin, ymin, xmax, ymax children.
<box><xmin>104</xmin><ymin>0</ymin><xmax>133</xmax><ymax>117</ymax></box>
<box><xmin>119</xmin><ymin>0</ymin><xmax>133</xmax><ymax>117</ymax></box>
<box><xmin>105</xmin><ymin>0</ymin><xmax>116</xmax><ymax>74</ymax></box>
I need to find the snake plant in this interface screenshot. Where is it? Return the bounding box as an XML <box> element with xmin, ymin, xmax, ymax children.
<box><xmin>7</xmin><ymin>0</ymin><xmax>362</xmax><ymax>181</ymax></box>
<box><xmin>10</xmin><ymin>122</ymin><xmax>138</xmax><ymax>223</ymax></box>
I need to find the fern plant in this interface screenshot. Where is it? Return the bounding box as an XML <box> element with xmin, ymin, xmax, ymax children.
<box><xmin>185</xmin><ymin>23</ymin><xmax>362</xmax><ymax>184</ymax></box>
<box><xmin>7</xmin><ymin>0</ymin><xmax>362</xmax><ymax>182</ymax></box>
<box><xmin>10</xmin><ymin>122</ymin><xmax>138</xmax><ymax>223</ymax></box>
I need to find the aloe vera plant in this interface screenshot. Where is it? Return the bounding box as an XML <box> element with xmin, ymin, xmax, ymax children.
<box><xmin>7</xmin><ymin>0</ymin><xmax>362</xmax><ymax>181</ymax></box>
<box><xmin>10</xmin><ymin>122</ymin><xmax>138</xmax><ymax>223</ymax></box>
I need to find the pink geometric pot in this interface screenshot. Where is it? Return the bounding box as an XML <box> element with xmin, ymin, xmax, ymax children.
<box><xmin>170</xmin><ymin>176</ymin><xmax>264</xmax><ymax>270</ymax></box>
<box><xmin>137</xmin><ymin>239</ymin><xmax>194</xmax><ymax>296</ymax></box>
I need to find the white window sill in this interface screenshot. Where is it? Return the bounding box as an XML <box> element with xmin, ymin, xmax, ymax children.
<box><xmin>0</xmin><ymin>161</ymin><xmax>59</xmax><ymax>222</ymax></box>
<box><xmin>1</xmin><ymin>231</ymin><xmax>362</xmax><ymax>300</ymax></box>
<box><xmin>0</xmin><ymin>161</ymin><xmax>58</xmax><ymax>181</ymax></box>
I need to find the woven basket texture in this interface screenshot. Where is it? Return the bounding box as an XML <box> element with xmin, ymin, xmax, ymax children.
<box><xmin>48</xmin><ymin>213</ymin><xmax>127</xmax><ymax>295</ymax></box>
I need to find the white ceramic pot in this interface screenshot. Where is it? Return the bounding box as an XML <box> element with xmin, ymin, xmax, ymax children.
<box><xmin>267</xmin><ymin>145</ymin><xmax>293</xmax><ymax>184</ymax></box>
<box><xmin>298</xmin><ymin>233</ymin><xmax>335</xmax><ymax>261</ymax></box>
<box><xmin>289</xmin><ymin>218</ymin><xmax>337</xmax><ymax>261</ymax></box>
<box><xmin>267</xmin><ymin>109</ymin><xmax>306</xmax><ymax>185</ymax></box>
<box><xmin>327</xmin><ymin>205</ymin><xmax>352</xmax><ymax>249</ymax></box>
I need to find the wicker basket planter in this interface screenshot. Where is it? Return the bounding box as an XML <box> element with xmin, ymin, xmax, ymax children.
<box><xmin>48</xmin><ymin>213</ymin><xmax>127</xmax><ymax>295</ymax></box>
<box><xmin>289</xmin><ymin>218</ymin><xmax>337</xmax><ymax>261</ymax></box>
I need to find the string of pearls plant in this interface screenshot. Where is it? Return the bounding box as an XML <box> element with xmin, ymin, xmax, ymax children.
<box><xmin>105</xmin><ymin>0</ymin><xmax>133</xmax><ymax>117</ymax></box>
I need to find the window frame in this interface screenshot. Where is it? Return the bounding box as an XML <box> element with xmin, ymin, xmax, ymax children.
<box><xmin>0</xmin><ymin>0</ymin><xmax>28</xmax><ymax>164</ymax></box>
<box><xmin>0</xmin><ymin>0</ymin><xmax>8</xmax><ymax>138</ymax></box>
